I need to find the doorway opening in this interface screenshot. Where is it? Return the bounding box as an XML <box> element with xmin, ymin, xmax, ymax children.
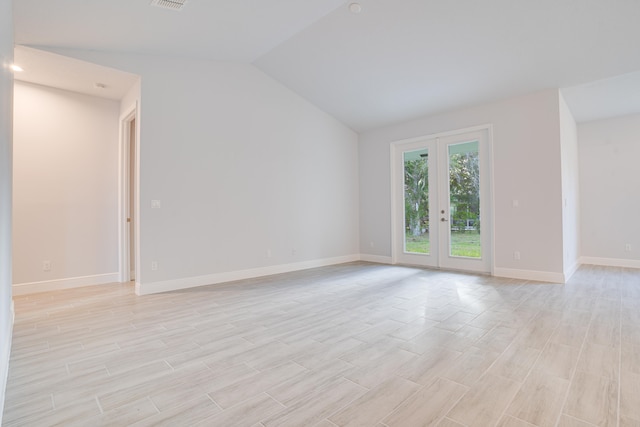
<box><xmin>119</xmin><ymin>106</ymin><xmax>139</xmax><ymax>283</ymax></box>
<box><xmin>391</xmin><ymin>126</ymin><xmax>493</xmax><ymax>274</ymax></box>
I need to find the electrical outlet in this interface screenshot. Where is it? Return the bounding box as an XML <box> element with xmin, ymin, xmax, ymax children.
<box><xmin>151</xmin><ymin>261</ymin><xmax>158</xmax><ymax>271</ymax></box>
<box><xmin>43</xmin><ymin>260</ymin><xmax>52</xmax><ymax>271</ymax></box>
<box><xmin>370</xmin><ymin>241</ymin><xmax>375</xmax><ymax>248</ymax></box>
<box><xmin>291</xmin><ymin>248</ymin><xmax>296</xmax><ymax>256</ymax></box>
<box><xmin>625</xmin><ymin>244</ymin><xmax>632</xmax><ymax>252</ymax></box>
<box><xmin>151</xmin><ymin>200</ymin><xmax>161</xmax><ymax>209</ymax></box>
<box><xmin>267</xmin><ymin>249</ymin><xmax>272</xmax><ymax>258</ymax></box>
<box><xmin>513</xmin><ymin>251</ymin><xmax>521</xmax><ymax>260</ymax></box>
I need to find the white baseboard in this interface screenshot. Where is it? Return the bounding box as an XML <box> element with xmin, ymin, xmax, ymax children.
<box><xmin>564</xmin><ymin>259</ymin><xmax>580</xmax><ymax>282</ymax></box>
<box><xmin>359</xmin><ymin>254</ymin><xmax>393</xmax><ymax>264</ymax></box>
<box><xmin>0</xmin><ymin>300</ymin><xmax>14</xmax><ymax>426</ymax></box>
<box><xmin>136</xmin><ymin>255</ymin><xmax>361</xmax><ymax>295</ymax></box>
<box><xmin>361</xmin><ymin>254</ymin><xmax>571</xmax><ymax>283</ymax></box>
<box><xmin>580</xmin><ymin>256</ymin><xmax>640</xmax><ymax>269</ymax></box>
<box><xmin>12</xmin><ymin>272</ymin><xmax>120</xmax><ymax>296</ymax></box>
<box><xmin>493</xmin><ymin>267</ymin><xmax>566</xmax><ymax>283</ymax></box>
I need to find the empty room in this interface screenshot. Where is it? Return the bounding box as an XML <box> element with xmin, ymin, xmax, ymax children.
<box><xmin>1</xmin><ymin>0</ymin><xmax>640</xmax><ymax>426</ymax></box>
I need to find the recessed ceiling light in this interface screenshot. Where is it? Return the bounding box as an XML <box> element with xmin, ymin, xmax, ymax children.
<box><xmin>10</xmin><ymin>65</ymin><xmax>23</xmax><ymax>72</ymax></box>
<box><xmin>349</xmin><ymin>3</ymin><xmax>362</xmax><ymax>14</ymax></box>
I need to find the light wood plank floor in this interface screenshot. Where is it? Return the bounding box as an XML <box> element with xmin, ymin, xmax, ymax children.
<box><xmin>4</xmin><ymin>263</ymin><xmax>640</xmax><ymax>426</ymax></box>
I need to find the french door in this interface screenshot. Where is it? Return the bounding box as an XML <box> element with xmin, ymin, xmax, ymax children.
<box><xmin>392</xmin><ymin>128</ymin><xmax>492</xmax><ymax>273</ymax></box>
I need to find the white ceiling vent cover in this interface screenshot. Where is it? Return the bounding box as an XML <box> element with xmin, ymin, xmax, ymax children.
<box><xmin>150</xmin><ymin>0</ymin><xmax>187</xmax><ymax>11</ymax></box>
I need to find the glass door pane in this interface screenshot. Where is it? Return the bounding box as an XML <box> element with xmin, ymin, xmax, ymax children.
<box><xmin>394</xmin><ymin>129</ymin><xmax>490</xmax><ymax>273</ymax></box>
<box><xmin>447</xmin><ymin>141</ymin><xmax>481</xmax><ymax>258</ymax></box>
<box><xmin>403</xmin><ymin>148</ymin><xmax>430</xmax><ymax>254</ymax></box>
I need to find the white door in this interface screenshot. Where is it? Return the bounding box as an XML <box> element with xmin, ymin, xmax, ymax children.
<box><xmin>128</xmin><ymin>117</ymin><xmax>136</xmax><ymax>281</ymax></box>
<box><xmin>119</xmin><ymin>109</ymin><xmax>138</xmax><ymax>284</ymax></box>
<box><xmin>393</xmin><ymin>128</ymin><xmax>492</xmax><ymax>273</ymax></box>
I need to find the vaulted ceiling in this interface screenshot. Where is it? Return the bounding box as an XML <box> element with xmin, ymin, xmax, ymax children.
<box><xmin>13</xmin><ymin>0</ymin><xmax>640</xmax><ymax>131</ymax></box>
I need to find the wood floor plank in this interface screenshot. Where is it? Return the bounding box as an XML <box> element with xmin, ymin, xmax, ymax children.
<box><xmin>266</xmin><ymin>358</ymin><xmax>356</xmax><ymax>406</ymax></box>
<box><xmin>621</xmin><ymin>342</ymin><xmax>640</xmax><ymax>375</ymax></box>
<box><xmin>488</xmin><ymin>343</ymin><xmax>541</xmax><ymax>382</ymax></box>
<box><xmin>436</xmin><ymin>418</ymin><xmax>467</xmax><ymax>427</ymax></box>
<box><xmin>620</xmin><ymin>416</ymin><xmax>640</xmax><ymax>427</ymax></box>
<box><xmin>445</xmin><ymin>373</ymin><xmax>522</xmax><ymax>427</ymax></box>
<box><xmin>620</xmin><ymin>371</ymin><xmax>640</xmax><ymax>422</ymax></box>
<box><xmin>130</xmin><ymin>395</ymin><xmax>221</xmax><ymax>427</ymax></box>
<box><xmin>90</xmin><ymin>396</ymin><xmax>159</xmax><ymax>426</ymax></box>
<box><xmin>263</xmin><ymin>378</ymin><xmax>367</xmax><ymax>427</ymax></box>
<box><xmin>344</xmin><ymin>347</ymin><xmax>418</xmax><ymax>389</ymax></box>
<box><xmin>575</xmin><ymin>342</ymin><xmax>620</xmax><ymax>379</ymax></box>
<box><xmin>209</xmin><ymin>361</ymin><xmax>307</xmax><ymax>409</ymax></box>
<box><xmin>328</xmin><ymin>376</ymin><xmax>421</xmax><ymax>427</ymax></box>
<box><xmin>442</xmin><ymin>345</ymin><xmax>501</xmax><ymax>386</ymax></box>
<box><xmin>4</xmin><ymin>263</ymin><xmax>639</xmax><ymax>426</ymax></box>
<box><xmin>383</xmin><ymin>377</ymin><xmax>468</xmax><ymax>427</ymax></box>
<box><xmin>505</xmin><ymin>370</ymin><xmax>570</xmax><ymax>427</ymax></box>
<box><xmin>195</xmin><ymin>393</ymin><xmax>284</xmax><ymax>427</ymax></box>
<box><xmin>3</xmin><ymin>397</ymin><xmax>100</xmax><ymax>427</ymax></box>
<box><xmin>533</xmin><ymin>342</ymin><xmax>581</xmax><ymax>380</ymax></box>
<box><xmin>557</xmin><ymin>414</ymin><xmax>600</xmax><ymax>427</ymax></box>
<box><xmin>395</xmin><ymin>346</ymin><xmax>462</xmax><ymax>385</ymax></box>
<box><xmin>497</xmin><ymin>415</ymin><xmax>539</xmax><ymax>427</ymax></box>
<box><xmin>562</xmin><ymin>371</ymin><xmax>618</xmax><ymax>427</ymax></box>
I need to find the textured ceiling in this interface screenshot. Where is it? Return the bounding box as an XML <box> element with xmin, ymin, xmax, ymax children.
<box><xmin>13</xmin><ymin>0</ymin><xmax>348</xmax><ymax>61</ymax></box>
<box><xmin>14</xmin><ymin>46</ymin><xmax>139</xmax><ymax>100</ymax></box>
<box><xmin>562</xmin><ymin>71</ymin><xmax>640</xmax><ymax>123</ymax></box>
<box><xmin>13</xmin><ymin>0</ymin><xmax>640</xmax><ymax>130</ymax></box>
<box><xmin>255</xmin><ymin>0</ymin><xmax>640</xmax><ymax>130</ymax></box>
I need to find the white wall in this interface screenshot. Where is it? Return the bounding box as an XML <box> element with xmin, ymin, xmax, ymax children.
<box><xmin>0</xmin><ymin>0</ymin><xmax>13</xmax><ymax>421</ymax></box>
<box><xmin>359</xmin><ymin>90</ymin><xmax>567</xmax><ymax>281</ymax></box>
<box><xmin>41</xmin><ymin>50</ymin><xmax>360</xmax><ymax>294</ymax></box>
<box><xmin>12</xmin><ymin>81</ymin><xmax>121</xmax><ymax>293</ymax></box>
<box><xmin>579</xmin><ymin>113</ymin><xmax>640</xmax><ymax>267</ymax></box>
<box><xmin>559</xmin><ymin>93</ymin><xmax>580</xmax><ymax>278</ymax></box>
<box><xmin>120</xmin><ymin>79</ymin><xmax>140</xmax><ymax>117</ymax></box>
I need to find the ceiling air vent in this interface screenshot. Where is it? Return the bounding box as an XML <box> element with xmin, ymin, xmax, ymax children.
<box><xmin>150</xmin><ymin>0</ymin><xmax>187</xmax><ymax>11</ymax></box>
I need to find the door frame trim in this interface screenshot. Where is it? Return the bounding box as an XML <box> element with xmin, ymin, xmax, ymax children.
<box><xmin>390</xmin><ymin>124</ymin><xmax>495</xmax><ymax>275</ymax></box>
<box><xmin>118</xmin><ymin>103</ymin><xmax>140</xmax><ymax>284</ymax></box>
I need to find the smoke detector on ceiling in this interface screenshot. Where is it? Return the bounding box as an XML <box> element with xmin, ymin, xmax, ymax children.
<box><xmin>150</xmin><ymin>0</ymin><xmax>188</xmax><ymax>11</ymax></box>
<box><xmin>349</xmin><ymin>3</ymin><xmax>362</xmax><ymax>14</ymax></box>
